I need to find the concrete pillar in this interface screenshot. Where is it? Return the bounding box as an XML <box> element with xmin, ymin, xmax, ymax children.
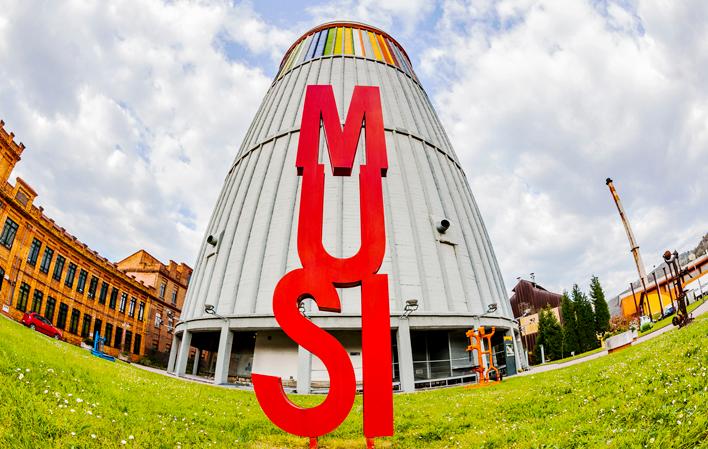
<box><xmin>396</xmin><ymin>319</ymin><xmax>415</xmax><ymax>392</ymax></box>
<box><xmin>214</xmin><ymin>324</ymin><xmax>234</xmax><ymax>385</ymax></box>
<box><xmin>167</xmin><ymin>334</ymin><xmax>179</xmax><ymax>373</ymax></box>
<box><xmin>175</xmin><ymin>330</ymin><xmax>192</xmax><ymax>377</ymax></box>
<box><xmin>192</xmin><ymin>348</ymin><xmax>201</xmax><ymax>376</ymax></box>
<box><xmin>297</xmin><ymin>345</ymin><xmax>312</xmax><ymax>394</ymax></box>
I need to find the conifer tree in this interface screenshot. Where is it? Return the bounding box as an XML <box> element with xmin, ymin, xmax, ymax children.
<box><xmin>572</xmin><ymin>284</ymin><xmax>599</xmax><ymax>352</ymax></box>
<box><xmin>560</xmin><ymin>291</ymin><xmax>578</xmax><ymax>357</ymax></box>
<box><xmin>535</xmin><ymin>305</ymin><xmax>563</xmax><ymax>361</ymax></box>
<box><xmin>590</xmin><ymin>275</ymin><xmax>611</xmax><ymax>335</ymax></box>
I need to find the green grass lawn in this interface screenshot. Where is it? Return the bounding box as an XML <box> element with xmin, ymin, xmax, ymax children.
<box><xmin>639</xmin><ymin>299</ymin><xmax>705</xmax><ymax>337</ymax></box>
<box><xmin>1</xmin><ymin>315</ymin><xmax>706</xmax><ymax>449</ymax></box>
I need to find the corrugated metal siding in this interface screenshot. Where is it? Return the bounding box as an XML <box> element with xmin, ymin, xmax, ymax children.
<box><xmin>182</xmin><ymin>26</ymin><xmax>510</xmax><ymax>322</ymax></box>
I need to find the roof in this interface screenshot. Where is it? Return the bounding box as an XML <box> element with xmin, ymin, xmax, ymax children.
<box><xmin>509</xmin><ymin>279</ymin><xmax>563</xmax><ymax>318</ymax></box>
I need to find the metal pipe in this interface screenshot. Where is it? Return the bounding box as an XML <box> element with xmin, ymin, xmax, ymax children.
<box><xmin>606</xmin><ymin>178</ymin><xmax>649</xmax><ymax>304</ymax></box>
<box><xmin>652</xmin><ymin>270</ymin><xmax>664</xmax><ymax>316</ymax></box>
<box><xmin>663</xmin><ymin>266</ymin><xmax>675</xmax><ymax>309</ymax></box>
<box><xmin>630</xmin><ymin>282</ymin><xmax>640</xmax><ymax>317</ymax></box>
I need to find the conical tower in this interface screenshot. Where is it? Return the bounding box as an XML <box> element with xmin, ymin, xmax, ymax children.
<box><xmin>170</xmin><ymin>22</ymin><xmax>524</xmax><ymax>391</ymax></box>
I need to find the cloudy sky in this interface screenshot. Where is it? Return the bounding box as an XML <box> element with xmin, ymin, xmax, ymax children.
<box><xmin>0</xmin><ymin>0</ymin><xmax>705</xmax><ymax>298</ymax></box>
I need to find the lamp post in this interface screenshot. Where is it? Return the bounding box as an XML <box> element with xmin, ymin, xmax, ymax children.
<box><xmin>204</xmin><ymin>304</ymin><xmax>228</xmax><ymax>322</ymax></box>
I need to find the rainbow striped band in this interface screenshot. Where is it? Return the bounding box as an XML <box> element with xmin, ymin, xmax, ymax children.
<box><xmin>276</xmin><ymin>22</ymin><xmax>418</xmax><ymax>82</ymax></box>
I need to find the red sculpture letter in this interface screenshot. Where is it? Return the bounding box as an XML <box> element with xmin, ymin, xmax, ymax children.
<box><xmin>252</xmin><ymin>85</ymin><xmax>393</xmax><ymax>439</ymax></box>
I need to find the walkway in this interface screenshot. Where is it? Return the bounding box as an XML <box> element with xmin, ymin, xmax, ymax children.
<box><xmin>518</xmin><ymin>298</ymin><xmax>708</xmax><ymax>376</ymax></box>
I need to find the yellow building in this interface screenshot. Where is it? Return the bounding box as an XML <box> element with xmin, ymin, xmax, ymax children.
<box><xmin>0</xmin><ymin>120</ymin><xmax>191</xmax><ymax>361</ymax></box>
<box><xmin>618</xmin><ymin>254</ymin><xmax>707</xmax><ymax>318</ymax></box>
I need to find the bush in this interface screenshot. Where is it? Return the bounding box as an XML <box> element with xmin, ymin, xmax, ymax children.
<box><xmin>640</xmin><ymin>322</ymin><xmax>653</xmax><ymax>332</ymax></box>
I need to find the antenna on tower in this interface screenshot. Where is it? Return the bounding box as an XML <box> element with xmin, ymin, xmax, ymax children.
<box><xmin>606</xmin><ymin>178</ymin><xmax>651</xmax><ymax>317</ymax></box>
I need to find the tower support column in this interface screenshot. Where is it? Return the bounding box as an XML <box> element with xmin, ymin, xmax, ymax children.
<box><xmin>397</xmin><ymin>319</ymin><xmax>415</xmax><ymax>392</ymax></box>
<box><xmin>192</xmin><ymin>348</ymin><xmax>201</xmax><ymax>376</ymax></box>
<box><xmin>175</xmin><ymin>330</ymin><xmax>192</xmax><ymax>377</ymax></box>
<box><xmin>167</xmin><ymin>334</ymin><xmax>179</xmax><ymax>373</ymax></box>
<box><xmin>214</xmin><ymin>324</ymin><xmax>234</xmax><ymax>385</ymax></box>
<box><xmin>297</xmin><ymin>345</ymin><xmax>313</xmax><ymax>394</ymax></box>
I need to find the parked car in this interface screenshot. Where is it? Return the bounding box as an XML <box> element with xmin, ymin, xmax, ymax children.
<box><xmin>661</xmin><ymin>304</ymin><xmax>676</xmax><ymax>319</ymax></box>
<box><xmin>21</xmin><ymin>312</ymin><xmax>62</xmax><ymax>340</ymax></box>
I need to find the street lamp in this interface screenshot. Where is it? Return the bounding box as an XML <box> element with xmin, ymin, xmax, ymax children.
<box><xmin>401</xmin><ymin>299</ymin><xmax>418</xmax><ymax>319</ymax></box>
<box><xmin>204</xmin><ymin>304</ymin><xmax>228</xmax><ymax>322</ymax></box>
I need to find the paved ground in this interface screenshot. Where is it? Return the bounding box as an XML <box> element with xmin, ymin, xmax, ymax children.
<box><xmin>518</xmin><ymin>298</ymin><xmax>708</xmax><ymax>376</ymax></box>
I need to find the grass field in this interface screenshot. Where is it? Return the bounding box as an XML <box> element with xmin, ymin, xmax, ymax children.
<box><xmin>1</xmin><ymin>315</ymin><xmax>706</xmax><ymax>449</ymax></box>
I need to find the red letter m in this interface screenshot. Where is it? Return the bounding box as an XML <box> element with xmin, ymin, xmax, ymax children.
<box><xmin>296</xmin><ymin>85</ymin><xmax>387</xmax><ymax>176</ymax></box>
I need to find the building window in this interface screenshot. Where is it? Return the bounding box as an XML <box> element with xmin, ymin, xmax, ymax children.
<box><xmin>81</xmin><ymin>314</ymin><xmax>92</xmax><ymax>338</ymax></box>
<box><xmin>56</xmin><ymin>303</ymin><xmax>69</xmax><ymax>330</ymax></box>
<box><xmin>16</xmin><ymin>282</ymin><xmax>30</xmax><ymax>312</ymax></box>
<box><xmin>94</xmin><ymin>318</ymin><xmax>102</xmax><ymax>339</ymax></box>
<box><xmin>114</xmin><ymin>327</ymin><xmax>123</xmax><ymax>349</ymax></box>
<box><xmin>133</xmin><ymin>334</ymin><xmax>142</xmax><ymax>355</ymax></box>
<box><xmin>39</xmin><ymin>247</ymin><xmax>54</xmax><ymax>273</ymax></box>
<box><xmin>124</xmin><ymin>331</ymin><xmax>133</xmax><ymax>353</ymax></box>
<box><xmin>65</xmin><ymin>262</ymin><xmax>77</xmax><ymax>288</ymax></box>
<box><xmin>154</xmin><ymin>312</ymin><xmax>162</xmax><ymax>328</ymax></box>
<box><xmin>0</xmin><ymin>267</ymin><xmax>4</xmax><ymax>292</ymax></box>
<box><xmin>159</xmin><ymin>282</ymin><xmax>166</xmax><ymax>299</ymax></box>
<box><xmin>44</xmin><ymin>297</ymin><xmax>56</xmax><ymax>323</ymax></box>
<box><xmin>52</xmin><ymin>255</ymin><xmax>66</xmax><ymax>281</ymax></box>
<box><xmin>27</xmin><ymin>238</ymin><xmax>42</xmax><ymax>266</ymax></box>
<box><xmin>138</xmin><ymin>302</ymin><xmax>145</xmax><ymax>321</ymax></box>
<box><xmin>119</xmin><ymin>292</ymin><xmax>127</xmax><ymax>313</ymax></box>
<box><xmin>31</xmin><ymin>290</ymin><xmax>43</xmax><ymax>313</ymax></box>
<box><xmin>104</xmin><ymin>323</ymin><xmax>113</xmax><ymax>347</ymax></box>
<box><xmin>109</xmin><ymin>287</ymin><xmax>118</xmax><ymax>309</ymax></box>
<box><xmin>69</xmin><ymin>308</ymin><xmax>80</xmax><ymax>334</ymax></box>
<box><xmin>128</xmin><ymin>297</ymin><xmax>136</xmax><ymax>318</ymax></box>
<box><xmin>0</xmin><ymin>218</ymin><xmax>19</xmax><ymax>249</ymax></box>
<box><xmin>77</xmin><ymin>269</ymin><xmax>88</xmax><ymax>293</ymax></box>
<box><xmin>171</xmin><ymin>288</ymin><xmax>178</xmax><ymax>305</ymax></box>
<box><xmin>98</xmin><ymin>281</ymin><xmax>108</xmax><ymax>304</ymax></box>
<box><xmin>87</xmin><ymin>276</ymin><xmax>98</xmax><ymax>299</ymax></box>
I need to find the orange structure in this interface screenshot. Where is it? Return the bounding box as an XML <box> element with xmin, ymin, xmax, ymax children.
<box><xmin>465</xmin><ymin>326</ymin><xmax>500</xmax><ymax>386</ymax></box>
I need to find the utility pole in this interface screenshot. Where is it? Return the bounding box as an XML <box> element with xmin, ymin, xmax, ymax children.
<box><xmin>606</xmin><ymin>178</ymin><xmax>650</xmax><ymax>317</ymax></box>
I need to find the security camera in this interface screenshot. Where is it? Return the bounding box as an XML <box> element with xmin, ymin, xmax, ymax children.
<box><xmin>436</xmin><ymin>219</ymin><xmax>450</xmax><ymax>233</ymax></box>
<box><xmin>207</xmin><ymin>235</ymin><xmax>218</xmax><ymax>246</ymax></box>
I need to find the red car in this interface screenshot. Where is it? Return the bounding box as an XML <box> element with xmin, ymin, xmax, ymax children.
<box><xmin>21</xmin><ymin>312</ymin><xmax>63</xmax><ymax>340</ymax></box>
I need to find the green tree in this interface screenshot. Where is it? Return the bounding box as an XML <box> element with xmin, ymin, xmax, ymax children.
<box><xmin>590</xmin><ymin>275</ymin><xmax>611</xmax><ymax>336</ymax></box>
<box><xmin>572</xmin><ymin>284</ymin><xmax>599</xmax><ymax>353</ymax></box>
<box><xmin>535</xmin><ymin>305</ymin><xmax>563</xmax><ymax>362</ymax></box>
<box><xmin>560</xmin><ymin>291</ymin><xmax>578</xmax><ymax>357</ymax></box>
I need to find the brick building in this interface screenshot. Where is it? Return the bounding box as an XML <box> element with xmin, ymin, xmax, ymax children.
<box><xmin>117</xmin><ymin>250</ymin><xmax>192</xmax><ymax>355</ymax></box>
<box><xmin>0</xmin><ymin>120</ymin><xmax>191</xmax><ymax>361</ymax></box>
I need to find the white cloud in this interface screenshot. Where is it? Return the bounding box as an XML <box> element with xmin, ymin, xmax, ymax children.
<box><xmin>0</xmin><ymin>0</ymin><xmax>276</xmax><ymax>266</ymax></box>
<box><xmin>423</xmin><ymin>0</ymin><xmax>708</xmax><ymax>296</ymax></box>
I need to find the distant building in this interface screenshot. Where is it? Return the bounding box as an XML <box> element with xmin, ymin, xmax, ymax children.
<box><xmin>611</xmin><ymin>252</ymin><xmax>707</xmax><ymax>318</ymax></box>
<box><xmin>0</xmin><ymin>120</ymin><xmax>191</xmax><ymax>361</ymax></box>
<box><xmin>509</xmin><ymin>279</ymin><xmax>563</xmax><ymax>363</ymax></box>
<box><xmin>117</xmin><ymin>250</ymin><xmax>192</xmax><ymax>355</ymax></box>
